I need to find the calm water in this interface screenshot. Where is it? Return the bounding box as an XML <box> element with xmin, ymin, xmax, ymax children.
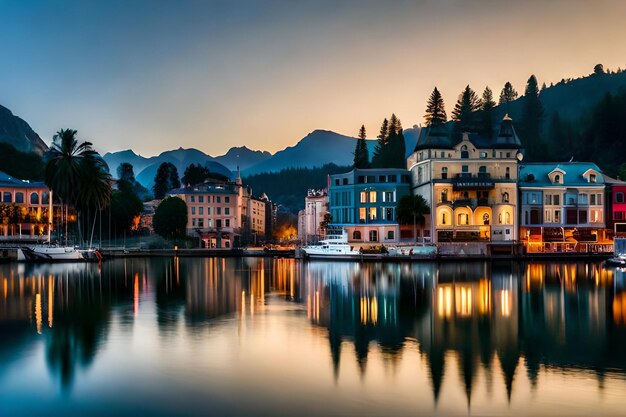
<box><xmin>1</xmin><ymin>258</ymin><xmax>626</xmax><ymax>417</ymax></box>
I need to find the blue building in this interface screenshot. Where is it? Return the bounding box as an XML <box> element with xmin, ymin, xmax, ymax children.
<box><xmin>328</xmin><ymin>168</ymin><xmax>411</xmax><ymax>244</ymax></box>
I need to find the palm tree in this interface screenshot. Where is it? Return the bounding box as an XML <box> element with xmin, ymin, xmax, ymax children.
<box><xmin>44</xmin><ymin>129</ymin><xmax>112</xmax><ymax>246</ymax></box>
<box><xmin>397</xmin><ymin>194</ymin><xmax>430</xmax><ymax>241</ymax></box>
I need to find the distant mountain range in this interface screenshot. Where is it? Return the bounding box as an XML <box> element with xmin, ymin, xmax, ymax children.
<box><xmin>0</xmin><ymin>104</ymin><xmax>47</xmax><ymax>155</ymax></box>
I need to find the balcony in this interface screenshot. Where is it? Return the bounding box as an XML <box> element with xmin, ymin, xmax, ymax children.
<box><xmin>452</xmin><ymin>173</ymin><xmax>495</xmax><ymax>191</ymax></box>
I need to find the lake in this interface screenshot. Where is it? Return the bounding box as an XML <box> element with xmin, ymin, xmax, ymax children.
<box><xmin>1</xmin><ymin>257</ymin><xmax>626</xmax><ymax>416</ymax></box>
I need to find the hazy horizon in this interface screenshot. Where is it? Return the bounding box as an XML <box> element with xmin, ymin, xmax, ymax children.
<box><xmin>2</xmin><ymin>0</ymin><xmax>625</xmax><ymax>156</ymax></box>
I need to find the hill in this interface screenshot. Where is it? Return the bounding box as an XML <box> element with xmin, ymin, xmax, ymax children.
<box><xmin>0</xmin><ymin>104</ymin><xmax>47</xmax><ymax>155</ymax></box>
<box><xmin>213</xmin><ymin>146</ymin><xmax>272</xmax><ymax>171</ymax></box>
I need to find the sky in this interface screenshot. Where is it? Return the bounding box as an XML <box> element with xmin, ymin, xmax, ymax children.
<box><xmin>1</xmin><ymin>0</ymin><xmax>625</xmax><ymax>157</ymax></box>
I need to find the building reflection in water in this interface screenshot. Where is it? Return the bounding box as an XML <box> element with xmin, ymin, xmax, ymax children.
<box><xmin>2</xmin><ymin>257</ymin><xmax>626</xmax><ymax>408</ymax></box>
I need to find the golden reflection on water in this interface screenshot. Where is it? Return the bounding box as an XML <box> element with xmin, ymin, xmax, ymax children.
<box><xmin>1</xmin><ymin>259</ymin><xmax>626</xmax><ymax>416</ymax></box>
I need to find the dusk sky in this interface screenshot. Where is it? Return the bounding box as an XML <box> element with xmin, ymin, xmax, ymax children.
<box><xmin>1</xmin><ymin>0</ymin><xmax>625</xmax><ymax>157</ymax></box>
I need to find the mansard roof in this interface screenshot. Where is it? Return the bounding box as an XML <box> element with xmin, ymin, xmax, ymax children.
<box><xmin>519</xmin><ymin>162</ymin><xmax>605</xmax><ymax>187</ymax></box>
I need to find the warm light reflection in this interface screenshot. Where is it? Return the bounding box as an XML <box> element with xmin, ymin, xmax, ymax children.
<box><xmin>478</xmin><ymin>278</ymin><xmax>491</xmax><ymax>315</ymax></box>
<box><xmin>500</xmin><ymin>290</ymin><xmax>511</xmax><ymax>317</ymax></box>
<box><xmin>35</xmin><ymin>293</ymin><xmax>42</xmax><ymax>334</ymax></box>
<box><xmin>48</xmin><ymin>275</ymin><xmax>53</xmax><ymax>328</ymax></box>
<box><xmin>134</xmin><ymin>273</ymin><xmax>139</xmax><ymax>316</ymax></box>
<box><xmin>614</xmin><ymin>291</ymin><xmax>626</xmax><ymax>326</ymax></box>
<box><xmin>455</xmin><ymin>286</ymin><xmax>472</xmax><ymax>317</ymax></box>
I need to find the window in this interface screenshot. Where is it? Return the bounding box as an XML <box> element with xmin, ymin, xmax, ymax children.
<box><xmin>505</xmin><ymin>167</ymin><xmax>510</xmax><ymax>179</ymax></box>
<box><xmin>458</xmin><ymin>213</ymin><xmax>469</xmax><ymax>225</ymax></box>
<box><xmin>440</xmin><ymin>152</ymin><xmax>445</xmax><ymax>158</ymax></box>
<box><xmin>383</xmin><ymin>191</ymin><xmax>394</xmax><ymax>202</ymax></box>
<box><xmin>506</xmin><ymin>152</ymin><xmax>511</xmax><ymax>158</ymax></box>
<box><xmin>590</xmin><ymin>174</ymin><xmax>596</xmax><ymax>183</ymax></box>
<box><xmin>2</xmin><ymin>192</ymin><xmax>11</xmax><ymax>203</ymax></box>
<box><xmin>358</xmin><ymin>176</ymin><xmax>365</xmax><ymax>184</ymax></box>
<box><xmin>387</xmin><ymin>175</ymin><xmax>397</xmax><ymax>183</ymax></box>
<box><xmin>359</xmin><ymin>208</ymin><xmax>366</xmax><ymax>222</ymax></box>
<box><xmin>191</xmin><ymin>196</ymin><xmax>195</xmax><ymax>202</ymax></box>
<box><xmin>216</xmin><ymin>207</ymin><xmax>221</xmax><ymax>215</ymax></box>
<box><xmin>41</xmin><ymin>192</ymin><xmax>49</xmax><ymax>204</ymax></box>
<box><xmin>225</xmin><ymin>197</ymin><xmax>230</xmax><ymax>203</ymax></box>
<box><xmin>199</xmin><ymin>207</ymin><xmax>204</xmax><ymax>215</ymax></box>
<box><xmin>554</xmin><ymin>174</ymin><xmax>561</xmax><ymax>184</ymax></box>
<box><xmin>554</xmin><ymin>210</ymin><xmax>561</xmax><ymax>223</ymax></box>
<box><xmin>617</xmin><ymin>193</ymin><xmax>625</xmax><ymax>203</ymax></box>
<box><xmin>225</xmin><ymin>208</ymin><xmax>230</xmax><ymax>215</ymax></box>
<box><xmin>579</xmin><ymin>210</ymin><xmax>588</xmax><ymax>224</ymax></box>
<box><xmin>480</xmin><ymin>152</ymin><xmax>487</xmax><ymax>158</ymax></box>
<box><xmin>590</xmin><ymin>194</ymin><xmax>596</xmax><ymax>205</ymax></box>
<box><xmin>441</xmin><ymin>190</ymin><xmax>448</xmax><ymax>203</ymax></box>
<box><xmin>15</xmin><ymin>193</ymin><xmax>24</xmax><ymax>204</ymax></box>
<box><xmin>461</xmin><ymin>150</ymin><xmax>469</xmax><ymax>159</ymax></box>
<box><xmin>191</xmin><ymin>207</ymin><xmax>196</xmax><ymax>215</ymax></box>
<box><xmin>441</xmin><ymin>212</ymin><xmax>447</xmax><ymax>225</ymax></box>
<box><xmin>479</xmin><ymin>166</ymin><xmax>487</xmax><ymax>174</ymax></box>
<box><xmin>343</xmin><ymin>178</ymin><xmax>348</xmax><ymax>185</ymax></box>
<box><xmin>198</xmin><ymin>219</ymin><xmax>204</xmax><ymax>228</ymax></box>
<box><xmin>502</xmin><ymin>192</ymin><xmax>509</xmax><ymax>203</ymax></box>
<box><xmin>379</xmin><ymin>176</ymin><xmax>386</xmax><ymax>183</ymax></box>
<box><xmin>360</xmin><ymin>192</ymin><xmax>367</xmax><ymax>203</ymax></box>
<box><xmin>441</xmin><ymin>167</ymin><xmax>448</xmax><ymax>179</ymax></box>
<box><xmin>615</xmin><ymin>212</ymin><xmax>623</xmax><ymax>220</ymax></box>
<box><xmin>387</xmin><ymin>230</ymin><xmax>394</xmax><ymax>240</ymax></box>
<box><xmin>369</xmin><ymin>230</ymin><xmax>378</xmax><ymax>242</ymax></box>
<box><xmin>369</xmin><ymin>207</ymin><xmax>377</xmax><ymax>220</ymax></box>
<box><xmin>198</xmin><ymin>196</ymin><xmax>204</xmax><ymax>203</ymax></box>
<box><xmin>207</xmin><ymin>207</ymin><xmax>211</xmax><ymax>215</ymax></box>
<box><xmin>225</xmin><ymin>241</ymin><xmax>230</xmax><ymax>248</ymax></box>
<box><xmin>353</xmin><ymin>230</ymin><xmax>362</xmax><ymax>240</ymax></box>
<box><xmin>369</xmin><ymin>191</ymin><xmax>376</xmax><ymax>203</ymax></box>
<box><xmin>225</xmin><ymin>219</ymin><xmax>230</xmax><ymax>227</ymax></box>
<box><xmin>216</xmin><ymin>219</ymin><xmax>222</xmax><ymax>228</ymax></box>
<box><xmin>462</xmin><ymin>165</ymin><xmax>469</xmax><ymax>173</ymax></box>
<box><xmin>530</xmin><ymin>208</ymin><xmax>540</xmax><ymax>224</ymax></box>
<box><xmin>385</xmin><ymin>208</ymin><xmax>393</xmax><ymax>221</ymax></box>
<box><xmin>483</xmin><ymin>213</ymin><xmax>490</xmax><ymax>225</ymax></box>
<box><xmin>367</xmin><ymin>176</ymin><xmax>375</xmax><ymax>183</ymax></box>
<box><xmin>335</xmin><ymin>179</ymin><xmax>340</xmax><ymax>186</ymax></box>
<box><xmin>417</xmin><ymin>167</ymin><xmax>423</xmax><ymax>183</ymax></box>
<box><xmin>192</xmin><ymin>218</ymin><xmax>196</xmax><ymax>227</ymax></box>
<box><xmin>30</xmin><ymin>193</ymin><xmax>39</xmax><ymax>204</ymax></box>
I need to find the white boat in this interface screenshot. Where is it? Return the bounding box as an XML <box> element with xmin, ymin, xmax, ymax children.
<box><xmin>301</xmin><ymin>228</ymin><xmax>360</xmax><ymax>260</ymax></box>
<box><xmin>605</xmin><ymin>238</ymin><xmax>626</xmax><ymax>267</ymax></box>
<box><xmin>17</xmin><ymin>245</ymin><xmax>85</xmax><ymax>262</ymax></box>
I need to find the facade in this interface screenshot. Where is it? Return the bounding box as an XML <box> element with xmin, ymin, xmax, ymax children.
<box><xmin>604</xmin><ymin>176</ymin><xmax>626</xmax><ymax>237</ymax></box>
<box><xmin>171</xmin><ymin>182</ymin><xmax>242</xmax><ymax>248</ymax></box>
<box><xmin>518</xmin><ymin>162</ymin><xmax>609</xmax><ymax>251</ymax></box>
<box><xmin>328</xmin><ymin>168</ymin><xmax>411</xmax><ymax>244</ymax></box>
<box><xmin>407</xmin><ymin>117</ymin><xmax>522</xmax><ymax>244</ymax></box>
<box><xmin>297</xmin><ymin>189</ymin><xmax>328</xmax><ymax>244</ymax></box>
<box><xmin>0</xmin><ymin>171</ymin><xmax>53</xmax><ymax>238</ymax></box>
<box><xmin>241</xmin><ymin>190</ymin><xmax>267</xmax><ymax>245</ymax></box>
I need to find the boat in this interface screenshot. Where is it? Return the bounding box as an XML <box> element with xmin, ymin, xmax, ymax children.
<box><xmin>605</xmin><ymin>238</ymin><xmax>626</xmax><ymax>267</ymax></box>
<box><xmin>17</xmin><ymin>244</ymin><xmax>86</xmax><ymax>262</ymax></box>
<box><xmin>301</xmin><ymin>227</ymin><xmax>361</xmax><ymax>260</ymax></box>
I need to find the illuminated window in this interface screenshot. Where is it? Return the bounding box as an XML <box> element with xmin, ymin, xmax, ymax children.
<box><xmin>369</xmin><ymin>191</ymin><xmax>377</xmax><ymax>203</ymax></box>
<box><xmin>360</xmin><ymin>192</ymin><xmax>367</xmax><ymax>203</ymax></box>
<box><xmin>483</xmin><ymin>213</ymin><xmax>490</xmax><ymax>225</ymax></box>
<box><xmin>458</xmin><ymin>213</ymin><xmax>469</xmax><ymax>225</ymax></box>
<box><xmin>359</xmin><ymin>208</ymin><xmax>366</xmax><ymax>222</ymax></box>
<box><xmin>369</xmin><ymin>207</ymin><xmax>377</xmax><ymax>220</ymax></box>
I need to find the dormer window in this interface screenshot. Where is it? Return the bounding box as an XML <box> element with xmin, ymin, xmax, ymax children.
<box><xmin>590</xmin><ymin>174</ymin><xmax>596</xmax><ymax>183</ymax></box>
<box><xmin>554</xmin><ymin>174</ymin><xmax>561</xmax><ymax>184</ymax></box>
<box><xmin>461</xmin><ymin>145</ymin><xmax>469</xmax><ymax>159</ymax></box>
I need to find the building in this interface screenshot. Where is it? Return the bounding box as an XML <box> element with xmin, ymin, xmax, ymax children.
<box><xmin>518</xmin><ymin>162</ymin><xmax>610</xmax><ymax>252</ymax></box>
<box><xmin>297</xmin><ymin>189</ymin><xmax>328</xmax><ymax>244</ymax></box>
<box><xmin>241</xmin><ymin>189</ymin><xmax>267</xmax><ymax>245</ymax></box>
<box><xmin>407</xmin><ymin>116</ymin><xmax>522</xmax><ymax>245</ymax></box>
<box><xmin>328</xmin><ymin>168</ymin><xmax>411</xmax><ymax>244</ymax></box>
<box><xmin>0</xmin><ymin>171</ymin><xmax>53</xmax><ymax>239</ymax></box>
<box><xmin>604</xmin><ymin>176</ymin><xmax>626</xmax><ymax>237</ymax></box>
<box><xmin>171</xmin><ymin>182</ymin><xmax>242</xmax><ymax>248</ymax></box>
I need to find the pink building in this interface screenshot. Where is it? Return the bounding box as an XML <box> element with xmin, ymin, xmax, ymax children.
<box><xmin>0</xmin><ymin>171</ymin><xmax>53</xmax><ymax>239</ymax></box>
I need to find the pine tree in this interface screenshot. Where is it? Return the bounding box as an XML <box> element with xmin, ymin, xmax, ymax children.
<box><xmin>498</xmin><ymin>82</ymin><xmax>518</xmax><ymax>106</ymax></box>
<box><xmin>424</xmin><ymin>87</ymin><xmax>447</xmax><ymax>127</ymax></box>
<box><xmin>353</xmin><ymin>124</ymin><xmax>370</xmax><ymax>169</ymax></box>
<box><xmin>371</xmin><ymin>118</ymin><xmax>389</xmax><ymax>168</ymax></box>
<box><xmin>386</xmin><ymin>114</ymin><xmax>406</xmax><ymax>168</ymax></box>
<box><xmin>451</xmin><ymin>85</ymin><xmax>481</xmax><ymax>132</ymax></box>
<box><xmin>153</xmin><ymin>162</ymin><xmax>181</xmax><ymax>199</ymax></box>
<box><xmin>480</xmin><ymin>86</ymin><xmax>496</xmax><ymax>137</ymax></box>
<box><xmin>520</xmin><ymin>75</ymin><xmax>545</xmax><ymax>160</ymax></box>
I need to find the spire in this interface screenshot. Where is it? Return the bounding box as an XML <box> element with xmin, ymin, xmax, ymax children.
<box><xmin>235</xmin><ymin>154</ymin><xmax>242</xmax><ymax>185</ymax></box>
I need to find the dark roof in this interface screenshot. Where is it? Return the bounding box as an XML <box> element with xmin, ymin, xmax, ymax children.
<box><xmin>413</xmin><ymin>124</ymin><xmax>454</xmax><ymax>151</ymax></box>
<box><xmin>0</xmin><ymin>171</ymin><xmax>47</xmax><ymax>188</ymax></box>
<box><xmin>492</xmin><ymin>116</ymin><xmax>523</xmax><ymax>149</ymax></box>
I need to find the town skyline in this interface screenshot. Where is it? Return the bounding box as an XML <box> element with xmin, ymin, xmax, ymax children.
<box><xmin>2</xmin><ymin>0</ymin><xmax>625</xmax><ymax>156</ymax></box>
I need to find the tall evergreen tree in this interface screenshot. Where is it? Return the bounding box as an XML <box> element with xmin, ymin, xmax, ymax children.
<box><xmin>520</xmin><ymin>75</ymin><xmax>545</xmax><ymax>160</ymax></box>
<box><xmin>480</xmin><ymin>86</ymin><xmax>497</xmax><ymax>138</ymax></box>
<box><xmin>386</xmin><ymin>114</ymin><xmax>406</xmax><ymax>168</ymax></box>
<box><xmin>371</xmin><ymin>118</ymin><xmax>389</xmax><ymax>168</ymax></box>
<box><xmin>424</xmin><ymin>87</ymin><xmax>447</xmax><ymax>127</ymax></box>
<box><xmin>353</xmin><ymin>124</ymin><xmax>370</xmax><ymax>168</ymax></box>
<box><xmin>451</xmin><ymin>85</ymin><xmax>481</xmax><ymax>132</ymax></box>
<box><xmin>153</xmin><ymin>162</ymin><xmax>181</xmax><ymax>199</ymax></box>
<box><xmin>498</xmin><ymin>82</ymin><xmax>518</xmax><ymax>106</ymax></box>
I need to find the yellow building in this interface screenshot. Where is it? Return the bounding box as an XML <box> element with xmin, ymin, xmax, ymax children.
<box><xmin>407</xmin><ymin>116</ymin><xmax>522</xmax><ymax>245</ymax></box>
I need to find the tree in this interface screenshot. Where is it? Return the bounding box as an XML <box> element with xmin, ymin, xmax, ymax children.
<box><xmin>182</xmin><ymin>163</ymin><xmax>210</xmax><ymax>186</ymax></box>
<box><xmin>451</xmin><ymin>85</ymin><xmax>481</xmax><ymax>132</ymax></box>
<box><xmin>396</xmin><ymin>194</ymin><xmax>430</xmax><ymax>241</ymax></box>
<box><xmin>593</xmin><ymin>64</ymin><xmax>605</xmax><ymax>75</ymax></box>
<box><xmin>371</xmin><ymin>118</ymin><xmax>389</xmax><ymax>168</ymax></box>
<box><xmin>386</xmin><ymin>114</ymin><xmax>406</xmax><ymax>168</ymax></box>
<box><xmin>353</xmin><ymin>125</ymin><xmax>370</xmax><ymax>169</ymax></box>
<box><xmin>109</xmin><ymin>187</ymin><xmax>143</xmax><ymax>235</ymax></box>
<box><xmin>153</xmin><ymin>162</ymin><xmax>181</xmax><ymax>199</ymax></box>
<box><xmin>424</xmin><ymin>87</ymin><xmax>447</xmax><ymax>127</ymax></box>
<box><xmin>153</xmin><ymin>196</ymin><xmax>188</xmax><ymax>240</ymax></box>
<box><xmin>498</xmin><ymin>82</ymin><xmax>518</xmax><ymax>106</ymax></box>
<box><xmin>319</xmin><ymin>213</ymin><xmax>332</xmax><ymax>236</ymax></box>
<box><xmin>44</xmin><ymin>129</ymin><xmax>112</xmax><ymax>245</ymax></box>
<box><xmin>117</xmin><ymin>163</ymin><xmax>136</xmax><ymax>184</ymax></box>
<box><xmin>480</xmin><ymin>86</ymin><xmax>497</xmax><ymax>137</ymax></box>
<box><xmin>520</xmin><ymin>75</ymin><xmax>545</xmax><ymax>160</ymax></box>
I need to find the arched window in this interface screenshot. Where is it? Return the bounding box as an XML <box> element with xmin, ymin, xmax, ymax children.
<box><xmin>442</xmin><ymin>212</ymin><xmax>447</xmax><ymax>225</ymax></box>
<box><xmin>483</xmin><ymin>213</ymin><xmax>490</xmax><ymax>225</ymax></box>
<box><xmin>30</xmin><ymin>192</ymin><xmax>39</xmax><ymax>205</ymax></box>
<box><xmin>502</xmin><ymin>192</ymin><xmax>509</xmax><ymax>203</ymax></box>
<box><xmin>369</xmin><ymin>230</ymin><xmax>378</xmax><ymax>242</ymax></box>
<box><xmin>505</xmin><ymin>212</ymin><xmax>511</xmax><ymax>224</ymax></box>
<box><xmin>554</xmin><ymin>174</ymin><xmax>561</xmax><ymax>184</ymax></box>
<box><xmin>461</xmin><ymin>145</ymin><xmax>469</xmax><ymax>158</ymax></box>
<box><xmin>353</xmin><ymin>230</ymin><xmax>362</xmax><ymax>240</ymax></box>
<box><xmin>441</xmin><ymin>167</ymin><xmax>448</xmax><ymax>179</ymax></box>
<box><xmin>15</xmin><ymin>192</ymin><xmax>24</xmax><ymax>204</ymax></box>
<box><xmin>2</xmin><ymin>192</ymin><xmax>11</xmax><ymax>203</ymax></box>
<box><xmin>441</xmin><ymin>190</ymin><xmax>448</xmax><ymax>203</ymax></box>
<box><xmin>479</xmin><ymin>166</ymin><xmax>487</xmax><ymax>173</ymax></box>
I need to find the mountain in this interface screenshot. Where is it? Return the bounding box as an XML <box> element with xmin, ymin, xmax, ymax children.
<box><xmin>0</xmin><ymin>104</ymin><xmax>47</xmax><ymax>155</ymax></box>
<box><xmin>214</xmin><ymin>146</ymin><xmax>272</xmax><ymax>171</ymax></box>
<box><xmin>103</xmin><ymin>147</ymin><xmax>233</xmax><ymax>189</ymax></box>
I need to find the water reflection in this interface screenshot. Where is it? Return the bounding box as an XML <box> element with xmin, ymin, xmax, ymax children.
<box><xmin>1</xmin><ymin>258</ymin><xmax>626</xmax><ymax>415</ymax></box>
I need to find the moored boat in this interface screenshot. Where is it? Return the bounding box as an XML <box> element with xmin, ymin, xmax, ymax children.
<box><xmin>604</xmin><ymin>238</ymin><xmax>626</xmax><ymax>267</ymax></box>
<box><xmin>301</xmin><ymin>227</ymin><xmax>360</xmax><ymax>260</ymax></box>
